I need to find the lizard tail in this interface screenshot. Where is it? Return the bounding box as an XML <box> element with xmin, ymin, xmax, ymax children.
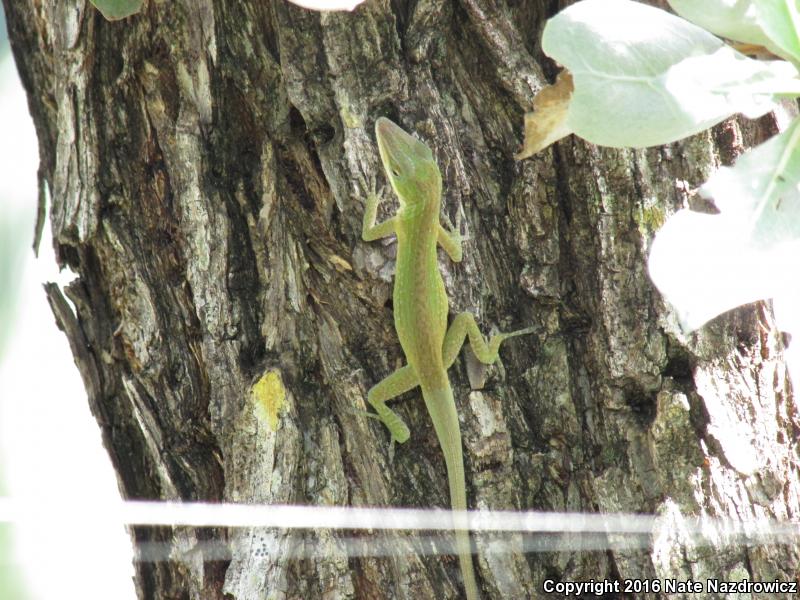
<box><xmin>422</xmin><ymin>384</ymin><xmax>480</xmax><ymax>600</ymax></box>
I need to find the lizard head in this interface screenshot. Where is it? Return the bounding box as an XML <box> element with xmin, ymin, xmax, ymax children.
<box><xmin>375</xmin><ymin>117</ymin><xmax>441</xmax><ymax>208</ymax></box>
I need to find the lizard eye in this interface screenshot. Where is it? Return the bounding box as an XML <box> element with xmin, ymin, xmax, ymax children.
<box><xmin>391</xmin><ymin>169</ymin><xmax>400</xmax><ymax>177</ymax></box>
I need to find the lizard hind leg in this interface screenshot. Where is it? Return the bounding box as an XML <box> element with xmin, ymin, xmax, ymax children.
<box><xmin>443</xmin><ymin>312</ymin><xmax>536</xmax><ymax>369</ymax></box>
<box><xmin>366</xmin><ymin>364</ymin><xmax>420</xmax><ymax>443</ymax></box>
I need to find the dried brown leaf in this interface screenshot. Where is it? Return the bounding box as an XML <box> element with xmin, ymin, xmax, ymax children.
<box><xmin>515</xmin><ymin>70</ymin><xmax>574</xmax><ymax>160</ymax></box>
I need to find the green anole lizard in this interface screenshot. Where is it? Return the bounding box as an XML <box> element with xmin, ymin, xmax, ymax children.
<box><xmin>361</xmin><ymin>117</ymin><xmax>534</xmax><ymax>600</ymax></box>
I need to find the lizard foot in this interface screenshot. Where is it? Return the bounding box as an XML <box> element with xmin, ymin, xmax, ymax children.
<box><xmin>349</xmin><ymin>406</ymin><xmax>410</xmax><ymax>444</ymax></box>
<box><xmin>442</xmin><ymin>207</ymin><xmax>471</xmax><ymax>244</ymax></box>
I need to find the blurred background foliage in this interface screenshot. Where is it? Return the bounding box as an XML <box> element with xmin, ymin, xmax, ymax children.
<box><xmin>1</xmin><ymin>4</ymin><xmax>34</xmax><ymax>597</ymax></box>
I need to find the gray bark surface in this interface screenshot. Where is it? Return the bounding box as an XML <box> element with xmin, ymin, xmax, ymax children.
<box><xmin>4</xmin><ymin>0</ymin><xmax>798</xmax><ymax>598</ymax></box>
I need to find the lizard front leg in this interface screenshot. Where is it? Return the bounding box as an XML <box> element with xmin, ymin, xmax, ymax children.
<box><xmin>437</xmin><ymin>223</ymin><xmax>463</xmax><ymax>263</ymax></box>
<box><xmin>361</xmin><ymin>179</ymin><xmax>397</xmax><ymax>241</ymax></box>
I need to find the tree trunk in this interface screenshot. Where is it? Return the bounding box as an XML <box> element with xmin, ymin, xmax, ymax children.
<box><xmin>5</xmin><ymin>0</ymin><xmax>798</xmax><ymax>598</ymax></box>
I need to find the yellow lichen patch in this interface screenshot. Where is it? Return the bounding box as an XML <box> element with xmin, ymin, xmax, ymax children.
<box><xmin>252</xmin><ymin>370</ymin><xmax>286</xmax><ymax>432</ymax></box>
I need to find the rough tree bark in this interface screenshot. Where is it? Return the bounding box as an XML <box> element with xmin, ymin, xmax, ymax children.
<box><xmin>4</xmin><ymin>0</ymin><xmax>799</xmax><ymax>598</ymax></box>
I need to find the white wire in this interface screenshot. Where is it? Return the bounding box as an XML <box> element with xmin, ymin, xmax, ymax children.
<box><xmin>133</xmin><ymin>532</ymin><xmax>651</xmax><ymax>563</ymax></box>
<box><xmin>2</xmin><ymin>498</ymin><xmax>798</xmax><ymax>562</ymax></box>
<box><xmin>0</xmin><ymin>498</ymin><xmax>656</xmax><ymax>532</ymax></box>
<box><xmin>1</xmin><ymin>497</ymin><xmax>798</xmax><ymax>536</ymax></box>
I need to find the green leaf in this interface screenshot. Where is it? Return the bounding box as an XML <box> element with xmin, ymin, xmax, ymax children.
<box><xmin>286</xmin><ymin>0</ymin><xmax>366</xmax><ymax>10</ymax></box>
<box><xmin>703</xmin><ymin>116</ymin><xmax>800</xmax><ymax>245</ymax></box>
<box><xmin>648</xmin><ymin>119</ymin><xmax>800</xmax><ymax>330</ymax></box>
<box><xmin>667</xmin><ymin>0</ymin><xmax>773</xmax><ymax>47</ymax></box>
<box><xmin>753</xmin><ymin>0</ymin><xmax>800</xmax><ymax>63</ymax></box>
<box><xmin>542</xmin><ymin>0</ymin><xmax>800</xmax><ymax>148</ymax></box>
<box><xmin>89</xmin><ymin>0</ymin><xmax>144</xmax><ymax>21</ymax></box>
